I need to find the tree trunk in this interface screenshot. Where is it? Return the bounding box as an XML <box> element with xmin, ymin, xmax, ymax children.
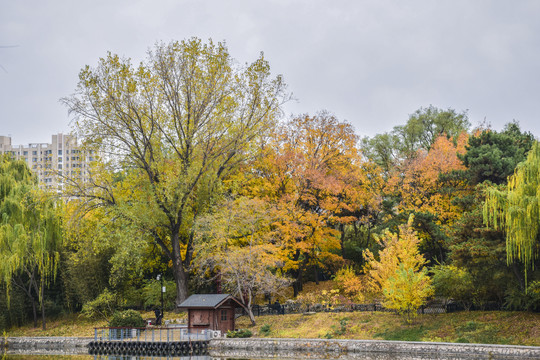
<box><xmin>339</xmin><ymin>223</ymin><xmax>346</xmax><ymax>257</ymax></box>
<box><xmin>31</xmin><ymin>296</ymin><xmax>38</xmax><ymax>328</ymax></box>
<box><xmin>291</xmin><ymin>250</ymin><xmax>303</xmax><ymax>298</ymax></box>
<box><xmin>246</xmin><ymin>307</ymin><xmax>256</xmax><ymax>326</ymax></box>
<box><xmin>292</xmin><ymin>281</ymin><xmax>300</xmax><ymax>298</ymax></box>
<box><xmin>41</xmin><ymin>277</ymin><xmax>46</xmax><ymax>330</ymax></box>
<box><xmin>172</xmin><ymin>258</ymin><xmax>189</xmax><ymax>307</ymax></box>
<box><xmin>170</xmin><ymin>229</ymin><xmax>190</xmax><ymax>306</ymax></box>
<box><xmin>26</xmin><ymin>274</ymin><xmax>39</xmax><ymax>328</ymax></box>
<box><xmin>511</xmin><ymin>263</ymin><xmax>526</xmax><ymax>291</ymax></box>
<box><xmin>294</xmin><ymin>270</ymin><xmax>304</xmax><ymax>296</ymax></box>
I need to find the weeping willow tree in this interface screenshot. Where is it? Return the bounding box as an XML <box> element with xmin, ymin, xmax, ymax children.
<box><xmin>0</xmin><ymin>155</ymin><xmax>62</xmax><ymax>329</ymax></box>
<box><xmin>484</xmin><ymin>141</ymin><xmax>540</xmax><ymax>288</ymax></box>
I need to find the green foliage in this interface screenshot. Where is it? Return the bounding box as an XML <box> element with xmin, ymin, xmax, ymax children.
<box><xmin>62</xmin><ymin>243</ymin><xmax>114</xmax><ymax>311</ymax></box>
<box><xmin>0</xmin><ymin>284</ymin><xmax>27</xmax><ymax>331</ymax></box>
<box><xmin>360</xmin><ymin>132</ymin><xmax>401</xmax><ymax>173</ymax></box>
<box><xmin>108</xmin><ymin>309</ymin><xmax>145</xmax><ymax>328</ymax></box>
<box><xmin>141</xmin><ymin>279</ymin><xmax>176</xmax><ymax>310</ymax></box>
<box><xmin>362</xmin><ymin>106</ymin><xmax>470</xmax><ymax>166</ymax></box>
<box><xmin>260</xmin><ymin>323</ymin><xmax>271</xmax><ymax>336</ymax></box>
<box><xmin>62</xmin><ymin>200</ymin><xmax>153</xmax><ymax>312</ymax></box>
<box><xmin>80</xmin><ymin>289</ymin><xmax>117</xmax><ymax>321</ymax></box>
<box><xmin>394</xmin><ymin>105</ymin><xmax>470</xmax><ymax>157</ymax></box>
<box><xmin>462</xmin><ymin>122</ymin><xmax>534</xmax><ymax>185</ymax></box>
<box><xmin>449</xmin><ymin>193</ymin><xmax>511</xmax><ymax>304</ymax></box>
<box><xmin>431</xmin><ymin>265</ymin><xmax>475</xmax><ymax>310</ymax></box>
<box><xmin>484</xmin><ymin>141</ymin><xmax>540</xmax><ymax>282</ymax></box>
<box><xmin>504</xmin><ymin>281</ymin><xmax>540</xmax><ymax>311</ymax></box>
<box><xmin>409</xmin><ymin>211</ymin><xmax>450</xmax><ymax>266</ymax></box>
<box><xmin>226</xmin><ymin>329</ymin><xmax>252</xmax><ymax>338</ymax></box>
<box><xmin>326</xmin><ymin>318</ymin><xmax>349</xmax><ymax>337</ymax></box>
<box><xmin>0</xmin><ymin>155</ymin><xmax>62</xmax><ymax>329</ymax></box>
<box><xmin>342</xmin><ymin>222</ymin><xmax>377</xmax><ymax>268</ymax></box>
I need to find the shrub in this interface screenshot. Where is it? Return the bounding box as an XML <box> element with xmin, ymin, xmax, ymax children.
<box><xmin>81</xmin><ymin>289</ymin><xmax>117</xmax><ymax>321</ymax></box>
<box><xmin>109</xmin><ymin>309</ymin><xmax>146</xmax><ymax>328</ymax></box>
<box><xmin>260</xmin><ymin>324</ymin><xmax>271</xmax><ymax>336</ymax></box>
<box><xmin>333</xmin><ymin>266</ymin><xmax>365</xmax><ymax>302</ymax></box>
<box><xmin>383</xmin><ymin>265</ymin><xmax>434</xmax><ymax>323</ymax></box>
<box><xmin>431</xmin><ymin>265</ymin><xmax>475</xmax><ymax>310</ymax></box>
<box><xmin>504</xmin><ymin>281</ymin><xmax>540</xmax><ymax>311</ymax></box>
<box><xmin>226</xmin><ymin>329</ymin><xmax>252</xmax><ymax>338</ymax></box>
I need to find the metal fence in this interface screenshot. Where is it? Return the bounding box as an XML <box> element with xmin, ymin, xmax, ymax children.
<box><xmin>94</xmin><ymin>326</ymin><xmax>216</xmax><ymax>342</ymax></box>
<box><xmin>244</xmin><ymin>300</ymin><xmax>473</xmax><ymax>317</ymax></box>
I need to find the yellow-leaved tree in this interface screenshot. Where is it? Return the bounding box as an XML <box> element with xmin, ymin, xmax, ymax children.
<box><xmin>62</xmin><ymin>38</ymin><xmax>288</xmax><ymax>305</ymax></box>
<box><xmin>363</xmin><ymin>216</ymin><xmax>433</xmax><ymax>322</ymax></box>
<box><xmin>195</xmin><ymin>197</ymin><xmax>290</xmax><ymax>325</ymax></box>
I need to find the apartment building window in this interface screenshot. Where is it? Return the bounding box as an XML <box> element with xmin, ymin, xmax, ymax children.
<box><xmin>58</xmin><ymin>150</ymin><xmax>62</xmax><ymax>155</ymax></box>
<box><xmin>32</xmin><ymin>151</ymin><xmax>37</xmax><ymax>155</ymax></box>
<box><xmin>32</xmin><ymin>158</ymin><xmax>37</xmax><ymax>162</ymax></box>
<box><xmin>23</xmin><ymin>151</ymin><xmax>28</xmax><ymax>156</ymax></box>
<box><xmin>58</xmin><ymin>164</ymin><xmax>62</xmax><ymax>169</ymax></box>
<box><xmin>58</xmin><ymin>157</ymin><xmax>62</xmax><ymax>162</ymax></box>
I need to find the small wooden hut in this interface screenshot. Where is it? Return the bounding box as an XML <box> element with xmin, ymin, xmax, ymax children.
<box><xmin>178</xmin><ymin>294</ymin><xmax>243</xmax><ymax>334</ymax></box>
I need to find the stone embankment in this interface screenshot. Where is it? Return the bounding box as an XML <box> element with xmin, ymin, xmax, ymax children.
<box><xmin>2</xmin><ymin>337</ymin><xmax>91</xmax><ymax>355</ymax></box>
<box><xmin>2</xmin><ymin>336</ymin><xmax>540</xmax><ymax>358</ymax></box>
<box><xmin>210</xmin><ymin>338</ymin><xmax>540</xmax><ymax>359</ymax></box>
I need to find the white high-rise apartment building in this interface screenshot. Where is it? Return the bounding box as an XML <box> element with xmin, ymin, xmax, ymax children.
<box><xmin>0</xmin><ymin>133</ymin><xmax>93</xmax><ymax>192</ymax></box>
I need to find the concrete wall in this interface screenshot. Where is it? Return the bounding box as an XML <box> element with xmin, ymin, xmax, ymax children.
<box><xmin>210</xmin><ymin>338</ymin><xmax>540</xmax><ymax>359</ymax></box>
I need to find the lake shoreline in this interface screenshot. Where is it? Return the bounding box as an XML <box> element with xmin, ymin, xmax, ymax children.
<box><xmin>3</xmin><ymin>336</ymin><xmax>540</xmax><ymax>358</ymax></box>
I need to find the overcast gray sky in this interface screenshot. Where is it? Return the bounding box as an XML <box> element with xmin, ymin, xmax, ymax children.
<box><xmin>1</xmin><ymin>0</ymin><xmax>539</xmax><ymax>145</ymax></box>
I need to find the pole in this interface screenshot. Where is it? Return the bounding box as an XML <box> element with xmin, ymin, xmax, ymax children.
<box><xmin>160</xmin><ymin>274</ymin><xmax>164</xmax><ymax>315</ymax></box>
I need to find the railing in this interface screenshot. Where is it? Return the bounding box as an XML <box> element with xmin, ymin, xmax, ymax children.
<box><xmin>94</xmin><ymin>326</ymin><xmax>214</xmax><ymax>342</ymax></box>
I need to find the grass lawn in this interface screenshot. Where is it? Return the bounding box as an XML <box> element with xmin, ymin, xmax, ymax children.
<box><xmin>5</xmin><ymin>309</ymin><xmax>540</xmax><ymax>346</ymax></box>
<box><xmin>236</xmin><ymin>310</ymin><xmax>540</xmax><ymax>346</ymax></box>
<box><xmin>4</xmin><ymin>281</ymin><xmax>539</xmax><ymax>346</ymax></box>
<box><xmin>5</xmin><ymin>310</ymin><xmax>185</xmax><ymax>338</ymax></box>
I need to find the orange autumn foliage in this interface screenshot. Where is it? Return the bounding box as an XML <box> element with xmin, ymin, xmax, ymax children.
<box><xmin>396</xmin><ymin>133</ymin><xmax>469</xmax><ymax>226</ymax></box>
<box><xmin>244</xmin><ymin>112</ymin><xmax>382</xmax><ymax>275</ymax></box>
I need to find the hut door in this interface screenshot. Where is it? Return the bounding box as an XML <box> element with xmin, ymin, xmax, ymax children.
<box><xmin>218</xmin><ymin>308</ymin><xmax>233</xmax><ymax>333</ymax></box>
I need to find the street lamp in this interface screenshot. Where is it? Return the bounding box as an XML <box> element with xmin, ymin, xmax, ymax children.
<box><xmin>156</xmin><ymin>274</ymin><xmax>165</xmax><ymax>325</ymax></box>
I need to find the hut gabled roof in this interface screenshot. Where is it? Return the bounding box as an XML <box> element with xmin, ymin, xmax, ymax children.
<box><xmin>177</xmin><ymin>294</ymin><xmax>243</xmax><ymax>309</ymax></box>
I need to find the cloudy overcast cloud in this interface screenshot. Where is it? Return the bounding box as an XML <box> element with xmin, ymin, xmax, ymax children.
<box><xmin>1</xmin><ymin>0</ymin><xmax>539</xmax><ymax>144</ymax></box>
